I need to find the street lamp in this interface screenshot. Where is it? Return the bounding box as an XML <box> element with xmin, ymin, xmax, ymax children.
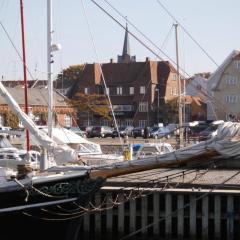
<box><xmin>155</xmin><ymin>88</ymin><xmax>159</xmax><ymax>124</ymax></box>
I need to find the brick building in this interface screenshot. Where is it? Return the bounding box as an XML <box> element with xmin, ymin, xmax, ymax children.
<box><xmin>62</xmin><ymin>26</ymin><xmax>183</xmax><ymax>128</ymax></box>
<box><xmin>0</xmin><ymin>87</ymin><xmax>77</xmax><ymax>128</ymax></box>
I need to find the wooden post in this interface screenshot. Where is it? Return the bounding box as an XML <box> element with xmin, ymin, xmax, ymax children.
<box><xmin>202</xmin><ymin>196</ymin><xmax>209</xmax><ymax>239</ymax></box>
<box><xmin>227</xmin><ymin>195</ymin><xmax>234</xmax><ymax>240</ymax></box>
<box><xmin>130</xmin><ymin>198</ymin><xmax>136</xmax><ymax>232</ymax></box>
<box><xmin>118</xmin><ymin>194</ymin><xmax>125</xmax><ymax>233</ymax></box>
<box><xmin>153</xmin><ymin>192</ymin><xmax>160</xmax><ymax>235</ymax></box>
<box><xmin>165</xmin><ymin>193</ymin><xmax>172</xmax><ymax>237</ymax></box>
<box><xmin>95</xmin><ymin>193</ymin><xmax>101</xmax><ymax>233</ymax></box>
<box><xmin>83</xmin><ymin>205</ymin><xmax>90</xmax><ymax>231</ymax></box>
<box><xmin>177</xmin><ymin>195</ymin><xmax>184</xmax><ymax>238</ymax></box>
<box><xmin>190</xmin><ymin>195</ymin><xmax>196</xmax><ymax>238</ymax></box>
<box><xmin>141</xmin><ymin>195</ymin><xmax>148</xmax><ymax>234</ymax></box>
<box><xmin>106</xmin><ymin>193</ymin><xmax>113</xmax><ymax>232</ymax></box>
<box><xmin>214</xmin><ymin>195</ymin><xmax>221</xmax><ymax>239</ymax></box>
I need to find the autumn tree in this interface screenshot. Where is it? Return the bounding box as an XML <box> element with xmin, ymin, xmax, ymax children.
<box><xmin>68</xmin><ymin>93</ymin><xmax>112</xmax><ymax>121</ymax></box>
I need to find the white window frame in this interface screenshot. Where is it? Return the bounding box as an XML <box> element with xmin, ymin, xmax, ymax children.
<box><xmin>125</xmin><ymin>119</ymin><xmax>133</xmax><ymax>126</ymax></box>
<box><xmin>225</xmin><ymin>95</ymin><xmax>238</xmax><ymax>103</ymax></box>
<box><xmin>234</xmin><ymin>60</ymin><xmax>240</xmax><ymax>69</ymax></box>
<box><xmin>64</xmin><ymin>114</ymin><xmax>72</xmax><ymax>128</ymax></box>
<box><xmin>140</xmin><ymin>86</ymin><xmax>146</xmax><ymax>94</ymax></box>
<box><xmin>129</xmin><ymin>87</ymin><xmax>134</xmax><ymax>95</ymax></box>
<box><xmin>84</xmin><ymin>87</ymin><xmax>90</xmax><ymax>94</ymax></box>
<box><xmin>139</xmin><ymin>120</ymin><xmax>147</xmax><ymax>127</ymax></box>
<box><xmin>117</xmin><ymin>87</ymin><xmax>123</xmax><ymax>95</ymax></box>
<box><xmin>139</xmin><ymin>101</ymin><xmax>148</xmax><ymax>112</ymax></box>
<box><xmin>172</xmin><ymin>73</ymin><xmax>177</xmax><ymax>81</ymax></box>
<box><xmin>226</xmin><ymin>76</ymin><xmax>237</xmax><ymax>85</ymax></box>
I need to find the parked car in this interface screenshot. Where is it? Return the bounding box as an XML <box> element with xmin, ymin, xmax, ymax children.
<box><xmin>112</xmin><ymin>126</ymin><xmax>134</xmax><ymax>138</ymax></box>
<box><xmin>67</xmin><ymin>127</ymin><xmax>87</xmax><ymax>138</ymax></box>
<box><xmin>89</xmin><ymin>126</ymin><xmax>113</xmax><ymax>138</ymax></box>
<box><xmin>150</xmin><ymin>127</ymin><xmax>171</xmax><ymax>139</ymax></box>
<box><xmin>132</xmin><ymin>127</ymin><xmax>144</xmax><ymax>138</ymax></box>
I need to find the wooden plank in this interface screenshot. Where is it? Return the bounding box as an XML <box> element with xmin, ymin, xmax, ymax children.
<box><xmin>95</xmin><ymin>193</ymin><xmax>102</xmax><ymax>233</ymax></box>
<box><xmin>227</xmin><ymin>195</ymin><xmax>234</xmax><ymax>240</ymax></box>
<box><xmin>214</xmin><ymin>195</ymin><xmax>221</xmax><ymax>239</ymax></box>
<box><xmin>106</xmin><ymin>193</ymin><xmax>113</xmax><ymax>232</ymax></box>
<box><xmin>165</xmin><ymin>193</ymin><xmax>172</xmax><ymax>237</ymax></box>
<box><xmin>130</xmin><ymin>198</ymin><xmax>136</xmax><ymax>232</ymax></box>
<box><xmin>141</xmin><ymin>195</ymin><xmax>148</xmax><ymax>234</ymax></box>
<box><xmin>202</xmin><ymin>196</ymin><xmax>209</xmax><ymax>239</ymax></box>
<box><xmin>177</xmin><ymin>194</ymin><xmax>184</xmax><ymax>238</ymax></box>
<box><xmin>190</xmin><ymin>195</ymin><xmax>196</xmax><ymax>238</ymax></box>
<box><xmin>83</xmin><ymin>204</ymin><xmax>90</xmax><ymax>231</ymax></box>
<box><xmin>118</xmin><ymin>194</ymin><xmax>125</xmax><ymax>233</ymax></box>
<box><xmin>153</xmin><ymin>192</ymin><xmax>160</xmax><ymax>235</ymax></box>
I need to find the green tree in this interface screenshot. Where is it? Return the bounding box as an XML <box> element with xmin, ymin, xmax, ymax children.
<box><xmin>5</xmin><ymin>112</ymin><xmax>19</xmax><ymax>128</ymax></box>
<box><xmin>159</xmin><ymin>98</ymin><xmax>178</xmax><ymax>124</ymax></box>
<box><xmin>55</xmin><ymin>65</ymin><xmax>85</xmax><ymax>89</ymax></box>
<box><xmin>68</xmin><ymin>93</ymin><xmax>112</xmax><ymax>121</ymax></box>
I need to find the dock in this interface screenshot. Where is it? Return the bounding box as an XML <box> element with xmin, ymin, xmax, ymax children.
<box><xmin>80</xmin><ymin>167</ymin><xmax>240</xmax><ymax>239</ymax></box>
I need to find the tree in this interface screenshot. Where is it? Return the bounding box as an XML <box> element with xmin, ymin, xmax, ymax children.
<box><xmin>68</xmin><ymin>93</ymin><xmax>112</xmax><ymax>121</ymax></box>
<box><xmin>55</xmin><ymin>65</ymin><xmax>85</xmax><ymax>89</ymax></box>
<box><xmin>158</xmin><ymin>98</ymin><xmax>178</xmax><ymax>124</ymax></box>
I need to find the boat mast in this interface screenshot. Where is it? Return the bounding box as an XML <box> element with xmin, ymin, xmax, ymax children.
<box><xmin>174</xmin><ymin>23</ymin><xmax>183</xmax><ymax>148</ymax></box>
<box><xmin>20</xmin><ymin>0</ymin><xmax>30</xmax><ymax>151</ymax></box>
<box><xmin>47</xmin><ymin>0</ymin><xmax>53</xmax><ymax>139</ymax></box>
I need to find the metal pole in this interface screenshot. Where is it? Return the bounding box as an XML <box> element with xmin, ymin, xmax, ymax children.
<box><xmin>174</xmin><ymin>23</ymin><xmax>183</xmax><ymax>148</ymax></box>
<box><xmin>157</xmin><ymin>89</ymin><xmax>159</xmax><ymax>124</ymax></box>
<box><xmin>20</xmin><ymin>0</ymin><xmax>30</xmax><ymax>151</ymax></box>
<box><xmin>47</xmin><ymin>0</ymin><xmax>53</xmax><ymax>139</ymax></box>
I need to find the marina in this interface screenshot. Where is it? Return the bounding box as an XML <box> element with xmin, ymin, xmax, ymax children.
<box><xmin>0</xmin><ymin>0</ymin><xmax>240</xmax><ymax>240</ymax></box>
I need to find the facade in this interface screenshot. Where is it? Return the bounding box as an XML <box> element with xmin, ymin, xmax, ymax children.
<box><xmin>66</xmin><ymin>60</ymin><xmax>179</xmax><ymax>127</ymax></box>
<box><xmin>55</xmin><ymin>25</ymin><xmax>183</xmax><ymax>128</ymax></box>
<box><xmin>207</xmin><ymin>50</ymin><xmax>240</xmax><ymax>121</ymax></box>
<box><xmin>0</xmin><ymin>87</ymin><xmax>76</xmax><ymax>128</ymax></box>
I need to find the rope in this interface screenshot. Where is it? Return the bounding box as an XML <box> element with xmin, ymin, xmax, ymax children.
<box><xmin>13</xmin><ymin>178</ymin><xmax>29</xmax><ymax>202</ymax></box>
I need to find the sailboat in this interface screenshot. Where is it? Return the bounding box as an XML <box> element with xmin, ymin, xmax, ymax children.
<box><xmin>0</xmin><ymin>0</ymin><xmax>105</xmax><ymax>216</ymax></box>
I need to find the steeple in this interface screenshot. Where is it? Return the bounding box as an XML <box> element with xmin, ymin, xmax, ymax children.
<box><xmin>118</xmin><ymin>22</ymin><xmax>136</xmax><ymax>63</ymax></box>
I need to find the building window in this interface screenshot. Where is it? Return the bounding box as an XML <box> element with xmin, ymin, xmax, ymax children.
<box><xmin>225</xmin><ymin>95</ymin><xmax>238</xmax><ymax>103</ymax></box>
<box><xmin>172</xmin><ymin>74</ymin><xmax>177</xmax><ymax>81</ymax></box>
<box><xmin>129</xmin><ymin>87</ymin><xmax>134</xmax><ymax>95</ymax></box>
<box><xmin>234</xmin><ymin>60</ymin><xmax>240</xmax><ymax>69</ymax></box>
<box><xmin>226</xmin><ymin>76</ymin><xmax>237</xmax><ymax>85</ymax></box>
<box><xmin>140</xmin><ymin>86</ymin><xmax>146</xmax><ymax>94</ymax></box>
<box><xmin>139</xmin><ymin>101</ymin><xmax>148</xmax><ymax>112</ymax></box>
<box><xmin>117</xmin><ymin>87</ymin><xmax>122</xmax><ymax>95</ymax></box>
<box><xmin>125</xmin><ymin>119</ymin><xmax>133</xmax><ymax>126</ymax></box>
<box><xmin>64</xmin><ymin>114</ymin><xmax>72</xmax><ymax>127</ymax></box>
<box><xmin>173</xmin><ymin>87</ymin><xmax>177</xmax><ymax>95</ymax></box>
<box><xmin>139</xmin><ymin>120</ymin><xmax>147</xmax><ymax>127</ymax></box>
<box><xmin>84</xmin><ymin>87</ymin><xmax>90</xmax><ymax>94</ymax></box>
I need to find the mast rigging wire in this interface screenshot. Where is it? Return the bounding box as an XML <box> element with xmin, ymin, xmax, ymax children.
<box><xmin>155</xmin><ymin>0</ymin><xmax>219</xmax><ymax>67</ymax></box>
<box><xmin>90</xmin><ymin>0</ymin><xmax>230</xmax><ymax>120</ymax></box>
<box><xmin>80</xmin><ymin>0</ymin><xmax>123</xmax><ymax>147</ymax></box>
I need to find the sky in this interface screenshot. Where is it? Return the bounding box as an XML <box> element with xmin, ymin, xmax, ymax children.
<box><xmin>0</xmin><ymin>0</ymin><xmax>240</xmax><ymax>81</ymax></box>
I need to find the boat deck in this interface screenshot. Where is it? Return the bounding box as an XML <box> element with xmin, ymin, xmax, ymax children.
<box><xmin>104</xmin><ymin>167</ymin><xmax>240</xmax><ymax>191</ymax></box>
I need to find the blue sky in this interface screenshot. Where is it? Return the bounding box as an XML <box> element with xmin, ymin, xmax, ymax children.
<box><xmin>0</xmin><ymin>0</ymin><xmax>239</xmax><ymax>80</ymax></box>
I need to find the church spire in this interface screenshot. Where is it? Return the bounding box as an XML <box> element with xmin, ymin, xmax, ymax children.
<box><xmin>122</xmin><ymin>23</ymin><xmax>130</xmax><ymax>57</ymax></box>
<box><xmin>117</xmin><ymin>21</ymin><xmax>136</xmax><ymax>63</ymax></box>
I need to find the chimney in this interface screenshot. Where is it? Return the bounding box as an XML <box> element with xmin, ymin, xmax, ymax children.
<box><xmin>146</xmin><ymin>57</ymin><xmax>150</xmax><ymax>62</ymax></box>
<box><xmin>110</xmin><ymin>58</ymin><xmax>114</xmax><ymax>63</ymax></box>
